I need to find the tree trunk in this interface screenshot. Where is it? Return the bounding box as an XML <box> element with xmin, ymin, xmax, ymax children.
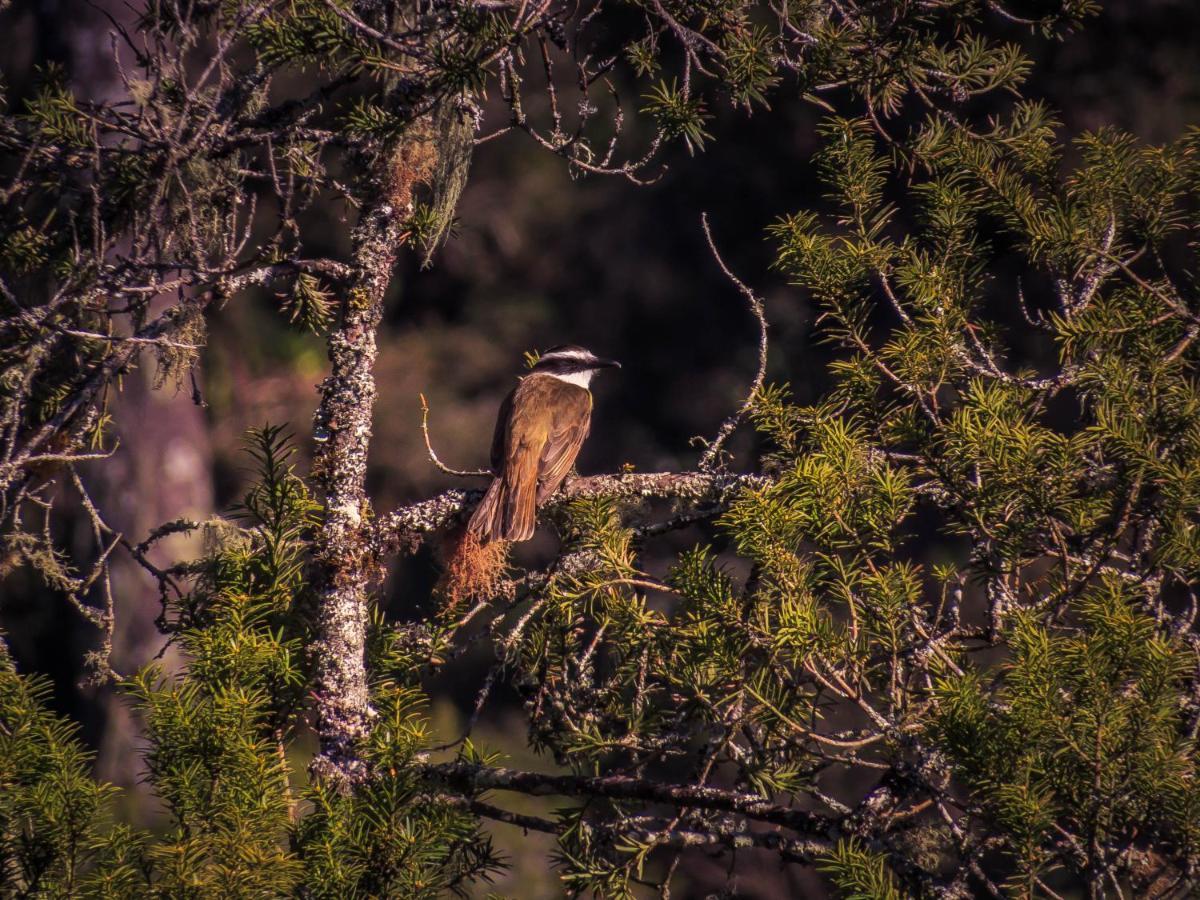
<box><xmin>309</xmin><ymin>199</ymin><xmax>403</xmax><ymax>784</ymax></box>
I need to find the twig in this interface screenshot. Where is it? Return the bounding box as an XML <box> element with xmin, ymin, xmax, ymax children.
<box><xmin>697</xmin><ymin>212</ymin><xmax>769</xmax><ymax>471</ymax></box>
<box><xmin>419</xmin><ymin>393</ymin><xmax>491</xmax><ymax>478</ymax></box>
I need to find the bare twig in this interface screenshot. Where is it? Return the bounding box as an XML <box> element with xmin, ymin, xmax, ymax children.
<box><xmin>697</xmin><ymin>212</ymin><xmax>769</xmax><ymax>471</ymax></box>
<box><xmin>418</xmin><ymin>393</ymin><xmax>491</xmax><ymax>478</ymax></box>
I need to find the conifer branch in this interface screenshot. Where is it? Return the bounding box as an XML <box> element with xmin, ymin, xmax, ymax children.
<box><xmin>423</xmin><ymin>761</ymin><xmax>835</xmax><ymax>836</ymax></box>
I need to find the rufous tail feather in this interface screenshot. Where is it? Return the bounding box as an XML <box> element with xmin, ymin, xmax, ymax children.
<box><xmin>467</xmin><ymin>477</ymin><xmax>506</xmax><ymax>544</ymax></box>
<box><xmin>501</xmin><ymin>453</ymin><xmax>538</xmax><ymax>541</ymax></box>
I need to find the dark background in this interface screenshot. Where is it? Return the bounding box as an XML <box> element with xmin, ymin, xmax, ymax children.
<box><xmin>1</xmin><ymin>1</ymin><xmax>1198</xmax><ymax>894</ymax></box>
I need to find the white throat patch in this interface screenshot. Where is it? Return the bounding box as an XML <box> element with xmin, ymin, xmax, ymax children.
<box><xmin>545</xmin><ymin>369</ymin><xmax>595</xmax><ymax>388</ymax></box>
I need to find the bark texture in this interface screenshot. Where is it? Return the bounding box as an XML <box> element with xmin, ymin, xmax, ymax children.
<box><xmin>310</xmin><ymin>200</ymin><xmax>404</xmax><ymax>784</ymax></box>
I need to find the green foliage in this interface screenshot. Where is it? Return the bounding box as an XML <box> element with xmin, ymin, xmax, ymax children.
<box><xmin>0</xmin><ymin>646</ymin><xmax>121</xmax><ymax>895</ymax></box>
<box><xmin>0</xmin><ymin>430</ymin><xmax>497</xmax><ymax>896</ymax></box>
<box><xmin>282</xmin><ymin>272</ymin><xmax>334</xmax><ymax>334</ymax></box>
<box><xmin>21</xmin><ymin>65</ymin><xmax>91</xmax><ymax>149</ymax></box>
<box><xmin>344</xmin><ymin>99</ymin><xmax>409</xmax><ymax>143</ymax></box>
<box><xmin>294</xmin><ymin>692</ymin><xmax>501</xmax><ymax>898</ymax></box>
<box><xmin>0</xmin><ymin>222</ymin><xmax>51</xmax><ymax>276</ymax></box>
<box><xmin>933</xmin><ymin>580</ymin><xmax>1200</xmax><ymax>888</ymax></box>
<box><xmin>400</xmin><ymin>203</ymin><xmax>446</xmax><ymax>255</ymax></box>
<box><xmin>624</xmin><ymin>33</ymin><xmax>660</xmax><ymax>78</ymax></box>
<box><xmin>821</xmin><ymin>838</ymin><xmax>903</xmax><ymax>900</ymax></box>
<box><xmin>721</xmin><ymin>25</ymin><xmax>780</xmax><ymax>109</ymax></box>
<box><xmin>752</xmin><ymin>79</ymin><xmax>1200</xmax><ymax>893</ymax></box>
<box><xmin>130</xmin><ymin>671</ymin><xmax>302</xmax><ymax>895</ymax></box>
<box><xmin>246</xmin><ymin>0</ymin><xmax>372</xmax><ymax>72</ymax></box>
<box><xmin>641</xmin><ymin>80</ymin><xmax>713</xmax><ymax>154</ymax></box>
<box><xmin>139</xmin><ymin>426</ymin><xmax>498</xmax><ymax>893</ymax></box>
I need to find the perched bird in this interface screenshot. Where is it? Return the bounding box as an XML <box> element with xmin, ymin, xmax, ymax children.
<box><xmin>468</xmin><ymin>345</ymin><xmax>620</xmax><ymax>543</ymax></box>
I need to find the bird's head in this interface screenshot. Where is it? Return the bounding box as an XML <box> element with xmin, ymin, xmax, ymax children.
<box><xmin>529</xmin><ymin>344</ymin><xmax>621</xmax><ymax>388</ymax></box>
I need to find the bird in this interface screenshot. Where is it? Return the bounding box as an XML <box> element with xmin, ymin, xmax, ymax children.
<box><xmin>468</xmin><ymin>344</ymin><xmax>620</xmax><ymax>543</ymax></box>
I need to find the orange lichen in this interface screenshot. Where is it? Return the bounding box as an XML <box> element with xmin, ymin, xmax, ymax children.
<box><xmin>436</xmin><ymin>525</ymin><xmax>509</xmax><ymax>613</ymax></box>
<box><xmin>387</xmin><ymin>121</ymin><xmax>438</xmax><ymax>213</ymax></box>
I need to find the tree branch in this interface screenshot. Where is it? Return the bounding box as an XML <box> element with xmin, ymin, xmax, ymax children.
<box><xmin>422</xmin><ymin>760</ymin><xmax>834</xmax><ymax>837</ymax></box>
<box><xmin>418</xmin><ymin>393</ymin><xmax>491</xmax><ymax>478</ymax></box>
<box><xmin>368</xmin><ymin>470</ymin><xmax>766</xmax><ymax>557</ymax></box>
<box><xmin>309</xmin><ymin>199</ymin><xmax>405</xmax><ymax>787</ymax></box>
<box><xmin>697</xmin><ymin>212</ymin><xmax>769</xmax><ymax>471</ymax></box>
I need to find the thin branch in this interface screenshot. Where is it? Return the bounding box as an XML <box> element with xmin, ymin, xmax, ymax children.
<box><xmin>697</xmin><ymin>213</ymin><xmax>769</xmax><ymax>471</ymax></box>
<box><xmin>418</xmin><ymin>393</ymin><xmax>491</xmax><ymax>478</ymax></box>
<box><xmin>422</xmin><ymin>760</ymin><xmax>834</xmax><ymax>837</ymax></box>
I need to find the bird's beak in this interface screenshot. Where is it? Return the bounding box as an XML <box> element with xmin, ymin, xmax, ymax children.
<box><xmin>594</xmin><ymin>357</ymin><xmax>621</xmax><ymax>369</ymax></box>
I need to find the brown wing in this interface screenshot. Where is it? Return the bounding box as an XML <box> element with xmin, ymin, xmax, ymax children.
<box><xmin>469</xmin><ymin>386</ymin><xmax>521</xmax><ymax>542</ymax></box>
<box><xmin>501</xmin><ymin>441</ymin><xmax>541</xmax><ymax>541</ymax></box>
<box><xmin>469</xmin><ymin>382</ymin><xmax>541</xmax><ymax>543</ymax></box>
<box><xmin>497</xmin><ymin>377</ymin><xmax>555</xmax><ymax>541</ymax></box>
<box><xmin>536</xmin><ymin>383</ymin><xmax>592</xmax><ymax>503</ymax></box>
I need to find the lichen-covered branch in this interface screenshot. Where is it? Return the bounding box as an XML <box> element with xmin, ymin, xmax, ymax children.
<box><xmin>368</xmin><ymin>470</ymin><xmax>766</xmax><ymax>557</ymax></box>
<box><xmin>308</xmin><ymin>199</ymin><xmax>404</xmax><ymax>785</ymax></box>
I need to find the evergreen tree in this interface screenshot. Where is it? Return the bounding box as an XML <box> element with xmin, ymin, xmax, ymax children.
<box><xmin>5</xmin><ymin>0</ymin><xmax>1200</xmax><ymax>896</ymax></box>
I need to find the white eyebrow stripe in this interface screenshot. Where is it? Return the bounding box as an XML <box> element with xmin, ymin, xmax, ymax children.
<box><xmin>539</xmin><ymin>349</ymin><xmax>593</xmax><ymax>363</ymax></box>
